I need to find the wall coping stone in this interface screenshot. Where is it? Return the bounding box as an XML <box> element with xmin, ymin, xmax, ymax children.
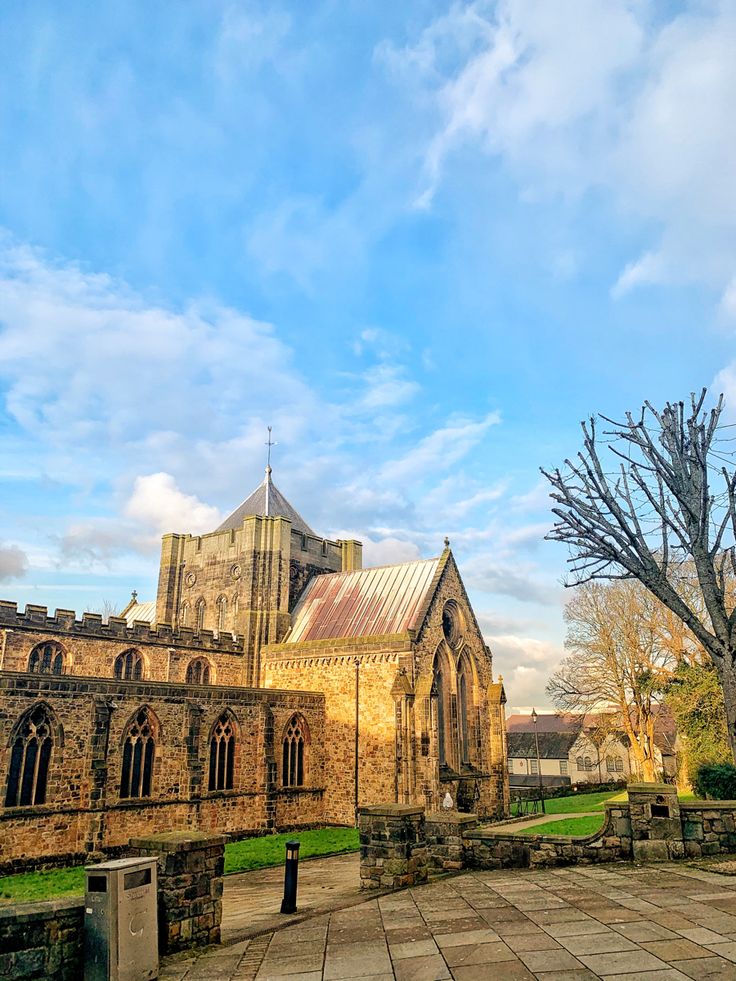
<box><xmin>681</xmin><ymin>800</ymin><xmax>736</xmax><ymax>809</ymax></box>
<box><xmin>129</xmin><ymin>831</ymin><xmax>229</xmax><ymax>852</ymax></box>
<box><xmin>628</xmin><ymin>782</ymin><xmax>676</xmax><ymax>795</ymax></box>
<box><xmin>360</xmin><ymin>804</ymin><xmax>424</xmax><ymax>817</ymax></box>
<box><xmin>0</xmin><ymin>896</ymin><xmax>84</xmax><ymax>923</ymax></box>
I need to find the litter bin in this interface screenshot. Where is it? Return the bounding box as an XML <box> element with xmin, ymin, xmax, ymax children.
<box><xmin>83</xmin><ymin>856</ymin><xmax>158</xmax><ymax>981</ymax></box>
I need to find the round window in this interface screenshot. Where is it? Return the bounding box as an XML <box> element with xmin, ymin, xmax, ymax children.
<box><xmin>442</xmin><ymin>602</ymin><xmax>461</xmax><ymax>646</ymax></box>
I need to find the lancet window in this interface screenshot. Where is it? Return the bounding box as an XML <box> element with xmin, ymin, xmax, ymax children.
<box><xmin>28</xmin><ymin>642</ymin><xmax>65</xmax><ymax>675</ymax></box>
<box><xmin>282</xmin><ymin>714</ymin><xmax>306</xmax><ymax>787</ymax></box>
<box><xmin>208</xmin><ymin>712</ymin><xmax>236</xmax><ymax>792</ymax></box>
<box><xmin>114</xmin><ymin>649</ymin><xmax>144</xmax><ymax>681</ymax></box>
<box><xmin>5</xmin><ymin>704</ymin><xmax>55</xmax><ymax>807</ymax></box>
<box><xmin>120</xmin><ymin>708</ymin><xmax>156</xmax><ymax>799</ymax></box>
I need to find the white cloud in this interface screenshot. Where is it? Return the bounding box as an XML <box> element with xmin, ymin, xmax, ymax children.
<box><xmin>0</xmin><ymin>543</ymin><xmax>28</xmax><ymax>581</ymax></box>
<box><xmin>381</xmin><ymin>0</ymin><xmax>736</xmax><ymax>305</ymax></box>
<box><xmin>360</xmin><ymin>536</ymin><xmax>423</xmax><ymax>567</ymax></box>
<box><xmin>377</xmin><ymin>412</ymin><xmax>501</xmax><ymax>483</ymax></box>
<box><xmin>124</xmin><ymin>473</ymin><xmax>221</xmax><ymax>536</ymax></box>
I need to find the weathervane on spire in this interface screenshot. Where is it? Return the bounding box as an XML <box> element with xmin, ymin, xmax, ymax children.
<box><xmin>265</xmin><ymin>426</ymin><xmax>277</xmax><ymax>470</ymax></box>
<box><xmin>264</xmin><ymin>426</ymin><xmax>276</xmax><ymax>516</ymax></box>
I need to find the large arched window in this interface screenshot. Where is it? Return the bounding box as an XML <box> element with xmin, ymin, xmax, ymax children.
<box><xmin>282</xmin><ymin>714</ymin><xmax>307</xmax><ymax>787</ymax></box>
<box><xmin>208</xmin><ymin>712</ymin><xmax>236</xmax><ymax>792</ymax></box>
<box><xmin>28</xmin><ymin>641</ymin><xmax>65</xmax><ymax>675</ymax></box>
<box><xmin>114</xmin><ymin>649</ymin><xmax>144</xmax><ymax>681</ymax></box>
<box><xmin>5</xmin><ymin>704</ymin><xmax>55</xmax><ymax>807</ymax></box>
<box><xmin>120</xmin><ymin>708</ymin><xmax>156</xmax><ymax>799</ymax></box>
<box><xmin>457</xmin><ymin>654</ymin><xmax>473</xmax><ymax>765</ymax></box>
<box><xmin>195</xmin><ymin>598</ymin><xmax>206</xmax><ymax>633</ymax></box>
<box><xmin>186</xmin><ymin>658</ymin><xmax>212</xmax><ymax>685</ymax></box>
<box><xmin>433</xmin><ymin>649</ymin><xmax>454</xmax><ymax>769</ymax></box>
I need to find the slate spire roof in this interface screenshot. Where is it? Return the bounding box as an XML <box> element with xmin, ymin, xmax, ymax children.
<box><xmin>215</xmin><ymin>467</ymin><xmax>316</xmax><ymax>536</ymax></box>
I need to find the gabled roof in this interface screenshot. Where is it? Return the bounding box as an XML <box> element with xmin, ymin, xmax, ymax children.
<box><xmin>122</xmin><ymin>600</ymin><xmax>156</xmax><ymax>626</ymax></box>
<box><xmin>215</xmin><ymin>467</ymin><xmax>315</xmax><ymax>536</ymax></box>
<box><xmin>507</xmin><ymin>731</ymin><xmax>578</xmax><ymax>760</ymax></box>
<box><xmin>286</xmin><ymin>557</ymin><xmax>441</xmax><ymax>643</ymax></box>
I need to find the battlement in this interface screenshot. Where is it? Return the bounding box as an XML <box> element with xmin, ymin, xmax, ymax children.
<box><xmin>0</xmin><ymin>601</ymin><xmax>245</xmax><ymax>653</ymax></box>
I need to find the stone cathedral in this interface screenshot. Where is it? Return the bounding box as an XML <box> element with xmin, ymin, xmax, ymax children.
<box><xmin>0</xmin><ymin>464</ymin><xmax>508</xmax><ymax>871</ymax></box>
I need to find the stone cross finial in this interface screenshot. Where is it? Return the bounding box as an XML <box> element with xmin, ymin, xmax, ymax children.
<box><xmin>444</xmin><ymin>536</ymin><xmax>450</xmax><ymax>548</ymax></box>
<box><xmin>131</xmin><ymin>590</ymin><xmax>138</xmax><ymax>602</ymax></box>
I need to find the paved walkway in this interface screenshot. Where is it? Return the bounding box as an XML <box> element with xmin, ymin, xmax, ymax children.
<box><xmin>162</xmin><ymin>859</ymin><xmax>736</xmax><ymax>980</ymax></box>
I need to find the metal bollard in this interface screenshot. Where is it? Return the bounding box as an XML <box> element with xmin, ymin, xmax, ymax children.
<box><xmin>280</xmin><ymin>840</ymin><xmax>301</xmax><ymax>914</ymax></box>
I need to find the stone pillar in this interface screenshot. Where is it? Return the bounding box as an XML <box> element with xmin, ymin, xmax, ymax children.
<box><xmin>628</xmin><ymin>782</ymin><xmax>683</xmax><ymax>862</ymax></box>
<box><xmin>425</xmin><ymin>812</ymin><xmax>478</xmax><ymax>870</ymax></box>
<box><xmin>128</xmin><ymin>831</ymin><xmax>227</xmax><ymax>953</ymax></box>
<box><xmin>358</xmin><ymin>804</ymin><xmax>428</xmax><ymax>890</ymax></box>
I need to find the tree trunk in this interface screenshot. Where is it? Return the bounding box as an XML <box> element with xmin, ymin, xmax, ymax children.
<box><xmin>717</xmin><ymin>657</ymin><xmax>736</xmax><ymax>764</ymax></box>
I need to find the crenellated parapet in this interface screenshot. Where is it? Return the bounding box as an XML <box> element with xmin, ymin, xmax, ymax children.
<box><xmin>0</xmin><ymin>600</ymin><xmax>245</xmax><ymax>653</ymax></box>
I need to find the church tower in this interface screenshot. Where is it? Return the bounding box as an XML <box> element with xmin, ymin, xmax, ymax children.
<box><xmin>155</xmin><ymin>459</ymin><xmax>362</xmax><ymax>686</ymax></box>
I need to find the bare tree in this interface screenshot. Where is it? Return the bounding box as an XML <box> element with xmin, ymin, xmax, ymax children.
<box><xmin>542</xmin><ymin>389</ymin><xmax>736</xmax><ymax>761</ymax></box>
<box><xmin>548</xmin><ymin>581</ymin><xmax>672</xmax><ymax>780</ymax></box>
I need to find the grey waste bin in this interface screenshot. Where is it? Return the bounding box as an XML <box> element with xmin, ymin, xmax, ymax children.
<box><xmin>83</xmin><ymin>856</ymin><xmax>158</xmax><ymax>981</ymax></box>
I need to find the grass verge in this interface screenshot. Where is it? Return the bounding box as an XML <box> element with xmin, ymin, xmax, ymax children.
<box><xmin>515</xmin><ymin>815</ymin><xmax>605</xmax><ymax>837</ymax></box>
<box><xmin>0</xmin><ymin>827</ymin><xmax>361</xmax><ymax>904</ymax></box>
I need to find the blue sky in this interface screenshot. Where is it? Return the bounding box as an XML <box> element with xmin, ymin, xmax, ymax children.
<box><xmin>1</xmin><ymin>0</ymin><xmax>735</xmax><ymax>709</ymax></box>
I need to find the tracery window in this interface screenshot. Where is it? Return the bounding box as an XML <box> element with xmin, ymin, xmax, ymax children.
<box><xmin>5</xmin><ymin>704</ymin><xmax>55</xmax><ymax>807</ymax></box>
<box><xmin>28</xmin><ymin>642</ymin><xmax>65</xmax><ymax>675</ymax></box>
<box><xmin>114</xmin><ymin>649</ymin><xmax>144</xmax><ymax>681</ymax></box>
<box><xmin>457</xmin><ymin>655</ymin><xmax>473</xmax><ymax>765</ymax></box>
<box><xmin>120</xmin><ymin>708</ymin><xmax>156</xmax><ymax>799</ymax></box>
<box><xmin>186</xmin><ymin>658</ymin><xmax>211</xmax><ymax>685</ymax></box>
<box><xmin>209</xmin><ymin>712</ymin><xmax>236</xmax><ymax>791</ymax></box>
<box><xmin>282</xmin><ymin>714</ymin><xmax>306</xmax><ymax>787</ymax></box>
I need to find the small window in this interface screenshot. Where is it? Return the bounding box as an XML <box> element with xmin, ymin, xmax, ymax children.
<box><xmin>195</xmin><ymin>599</ymin><xmax>206</xmax><ymax>632</ymax></box>
<box><xmin>301</xmin><ymin>534</ymin><xmax>308</xmax><ymax>551</ymax></box>
<box><xmin>114</xmin><ymin>649</ymin><xmax>144</xmax><ymax>681</ymax></box>
<box><xmin>576</xmin><ymin>756</ymin><xmax>584</xmax><ymax>770</ymax></box>
<box><xmin>186</xmin><ymin>658</ymin><xmax>211</xmax><ymax>685</ymax></box>
<box><xmin>560</xmin><ymin>760</ymin><xmax>568</xmax><ymax>775</ymax></box>
<box><xmin>180</xmin><ymin>602</ymin><xmax>190</xmax><ymax>627</ymax></box>
<box><xmin>120</xmin><ymin>708</ymin><xmax>155</xmax><ymax>799</ymax></box>
<box><xmin>530</xmin><ymin>758</ymin><xmax>539</xmax><ymax>775</ymax></box>
<box><xmin>28</xmin><ymin>642</ymin><xmax>65</xmax><ymax>675</ymax></box>
<box><xmin>584</xmin><ymin>756</ymin><xmax>593</xmax><ymax>772</ymax></box>
<box><xmin>282</xmin><ymin>714</ymin><xmax>306</xmax><ymax>787</ymax></box>
<box><xmin>216</xmin><ymin>596</ymin><xmax>227</xmax><ymax>633</ymax></box>
<box><xmin>606</xmin><ymin>755</ymin><xmax>615</xmax><ymax>772</ymax></box>
<box><xmin>615</xmin><ymin>757</ymin><xmax>624</xmax><ymax>773</ymax></box>
<box><xmin>5</xmin><ymin>704</ymin><xmax>54</xmax><ymax>807</ymax></box>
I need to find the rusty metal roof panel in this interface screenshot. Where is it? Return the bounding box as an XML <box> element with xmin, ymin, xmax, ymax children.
<box><xmin>288</xmin><ymin>557</ymin><xmax>440</xmax><ymax>642</ymax></box>
<box><xmin>123</xmin><ymin>601</ymin><xmax>156</xmax><ymax>626</ymax></box>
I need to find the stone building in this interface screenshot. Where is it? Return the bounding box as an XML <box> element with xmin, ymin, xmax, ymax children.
<box><xmin>0</xmin><ymin>465</ymin><xmax>508</xmax><ymax>870</ymax></box>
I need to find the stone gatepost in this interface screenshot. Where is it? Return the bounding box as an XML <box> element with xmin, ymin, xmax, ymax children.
<box><xmin>628</xmin><ymin>783</ymin><xmax>683</xmax><ymax>862</ymax></box>
<box><xmin>425</xmin><ymin>812</ymin><xmax>478</xmax><ymax>870</ymax></box>
<box><xmin>128</xmin><ymin>831</ymin><xmax>227</xmax><ymax>953</ymax></box>
<box><xmin>358</xmin><ymin>804</ymin><xmax>428</xmax><ymax>890</ymax></box>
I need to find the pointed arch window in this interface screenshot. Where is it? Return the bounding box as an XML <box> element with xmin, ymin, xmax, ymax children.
<box><xmin>209</xmin><ymin>713</ymin><xmax>236</xmax><ymax>791</ymax></box>
<box><xmin>195</xmin><ymin>599</ymin><xmax>206</xmax><ymax>633</ymax></box>
<box><xmin>282</xmin><ymin>715</ymin><xmax>306</xmax><ymax>787</ymax></box>
<box><xmin>180</xmin><ymin>602</ymin><xmax>190</xmax><ymax>628</ymax></box>
<box><xmin>5</xmin><ymin>704</ymin><xmax>55</xmax><ymax>807</ymax></box>
<box><xmin>28</xmin><ymin>642</ymin><xmax>65</xmax><ymax>675</ymax></box>
<box><xmin>186</xmin><ymin>658</ymin><xmax>211</xmax><ymax>685</ymax></box>
<box><xmin>433</xmin><ymin>651</ymin><xmax>454</xmax><ymax>769</ymax></box>
<box><xmin>458</xmin><ymin>657</ymin><xmax>471</xmax><ymax>765</ymax></box>
<box><xmin>114</xmin><ymin>649</ymin><xmax>144</xmax><ymax>681</ymax></box>
<box><xmin>216</xmin><ymin>596</ymin><xmax>227</xmax><ymax>633</ymax></box>
<box><xmin>120</xmin><ymin>708</ymin><xmax>155</xmax><ymax>799</ymax></box>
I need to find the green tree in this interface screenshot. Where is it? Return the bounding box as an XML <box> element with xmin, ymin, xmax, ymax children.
<box><xmin>666</xmin><ymin>660</ymin><xmax>730</xmax><ymax>781</ymax></box>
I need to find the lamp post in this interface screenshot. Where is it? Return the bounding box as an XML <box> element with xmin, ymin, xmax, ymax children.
<box><xmin>531</xmin><ymin>708</ymin><xmax>545</xmax><ymax>814</ymax></box>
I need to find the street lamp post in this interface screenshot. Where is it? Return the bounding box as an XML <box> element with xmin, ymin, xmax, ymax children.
<box><xmin>531</xmin><ymin>708</ymin><xmax>545</xmax><ymax>814</ymax></box>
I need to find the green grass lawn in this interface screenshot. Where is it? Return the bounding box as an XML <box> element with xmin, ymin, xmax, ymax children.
<box><xmin>542</xmin><ymin>790</ymin><xmax>622</xmax><ymax>814</ymax></box>
<box><xmin>0</xmin><ymin>827</ymin><xmax>360</xmax><ymax>904</ymax></box>
<box><xmin>516</xmin><ymin>815</ymin><xmax>605</xmax><ymax>837</ymax></box>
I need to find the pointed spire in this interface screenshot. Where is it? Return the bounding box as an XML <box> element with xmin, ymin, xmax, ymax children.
<box><xmin>264</xmin><ymin>426</ymin><xmax>276</xmax><ymax>517</ymax></box>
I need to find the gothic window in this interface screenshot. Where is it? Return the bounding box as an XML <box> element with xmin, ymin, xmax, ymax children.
<box><xmin>186</xmin><ymin>658</ymin><xmax>211</xmax><ymax>685</ymax></box>
<box><xmin>615</xmin><ymin>757</ymin><xmax>624</xmax><ymax>773</ymax></box>
<box><xmin>282</xmin><ymin>714</ymin><xmax>306</xmax><ymax>787</ymax></box>
<box><xmin>457</xmin><ymin>654</ymin><xmax>473</xmax><ymax>765</ymax></box>
<box><xmin>114</xmin><ymin>649</ymin><xmax>144</xmax><ymax>681</ymax></box>
<box><xmin>216</xmin><ymin>596</ymin><xmax>227</xmax><ymax>633</ymax></box>
<box><xmin>442</xmin><ymin>601</ymin><xmax>462</xmax><ymax>647</ymax></box>
<box><xmin>584</xmin><ymin>756</ymin><xmax>593</xmax><ymax>771</ymax></box>
<box><xmin>606</xmin><ymin>755</ymin><xmax>615</xmax><ymax>772</ymax></box>
<box><xmin>28</xmin><ymin>642</ymin><xmax>65</xmax><ymax>675</ymax></box>
<box><xmin>576</xmin><ymin>756</ymin><xmax>584</xmax><ymax>770</ymax></box>
<box><xmin>195</xmin><ymin>598</ymin><xmax>206</xmax><ymax>632</ymax></box>
<box><xmin>5</xmin><ymin>704</ymin><xmax>55</xmax><ymax>807</ymax></box>
<box><xmin>120</xmin><ymin>708</ymin><xmax>156</xmax><ymax>799</ymax></box>
<box><xmin>433</xmin><ymin>650</ymin><xmax>454</xmax><ymax>769</ymax></box>
<box><xmin>180</xmin><ymin>602</ymin><xmax>190</xmax><ymax>627</ymax></box>
<box><xmin>208</xmin><ymin>712</ymin><xmax>236</xmax><ymax>792</ymax></box>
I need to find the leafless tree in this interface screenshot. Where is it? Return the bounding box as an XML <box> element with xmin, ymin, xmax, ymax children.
<box><xmin>542</xmin><ymin>389</ymin><xmax>736</xmax><ymax>762</ymax></box>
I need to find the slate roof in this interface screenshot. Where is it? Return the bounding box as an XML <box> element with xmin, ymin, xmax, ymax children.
<box><xmin>215</xmin><ymin>468</ymin><xmax>315</xmax><ymax>536</ymax></box>
<box><xmin>286</xmin><ymin>557</ymin><xmax>441</xmax><ymax>643</ymax></box>
<box><xmin>507</xmin><ymin>731</ymin><xmax>578</xmax><ymax>760</ymax></box>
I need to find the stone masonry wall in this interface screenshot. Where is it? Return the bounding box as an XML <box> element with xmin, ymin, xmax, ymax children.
<box><xmin>0</xmin><ymin>897</ymin><xmax>83</xmax><ymax>981</ymax></box>
<box><xmin>359</xmin><ymin>804</ymin><xmax>429</xmax><ymax>890</ymax></box>
<box><xmin>0</xmin><ymin>674</ymin><xmax>325</xmax><ymax>871</ymax></box>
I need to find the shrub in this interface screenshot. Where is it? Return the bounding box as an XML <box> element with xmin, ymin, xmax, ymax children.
<box><xmin>693</xmin><ymin>763</ymin><xmax>736</xmax><ymax>800</ymax></box>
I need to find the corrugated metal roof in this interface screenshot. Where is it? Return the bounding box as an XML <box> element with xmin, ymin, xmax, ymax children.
<box><xmin>287</xmin><ymin>557</ymin><xmax>440</xmax><ymax>643</ymax></box>
<box><xmin>123</xmin><ymin>601</ymin><xmax>156</xmax><ymax>625</ymax></box>
<box><xmin>215</xmin><ymin>468</ymin><xmax>315</xmax><ymax>536</ymax></box>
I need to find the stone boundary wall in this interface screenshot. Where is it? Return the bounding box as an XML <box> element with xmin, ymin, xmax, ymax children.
<box><xmin>0</xmin><ymin>897</ymin><xmax>83</xmax><ymax>981</ymax></box>
<box><xmin>0</xmin><ymin>600</ymin><xmax>245</xmax><ymax>653</ymax></box>
<box><xmin>425</xmin><ymin>811</ymin><xmax>479</xmax><ymax>871</ymax></box>
<box><xmin>359</xmin><ymin>804</ymin><xmax>429</xmax><ymax>889</ymax></box>
<box><xmin>681</xmin><ymin>802</ymin><xmax>736</xmax><ymax>857</ymax></box>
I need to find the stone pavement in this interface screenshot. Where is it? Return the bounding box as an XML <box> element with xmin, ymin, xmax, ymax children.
<box><xmin>162</xmin><ymin>859</ymin><xmax>736</xmax><ymax>980</ymax></box>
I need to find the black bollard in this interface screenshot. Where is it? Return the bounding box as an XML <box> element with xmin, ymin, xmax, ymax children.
<box><xmin>280</xmin><ymin>840</ymin><xmax>301</xmax><ymax>914</ymax></box>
